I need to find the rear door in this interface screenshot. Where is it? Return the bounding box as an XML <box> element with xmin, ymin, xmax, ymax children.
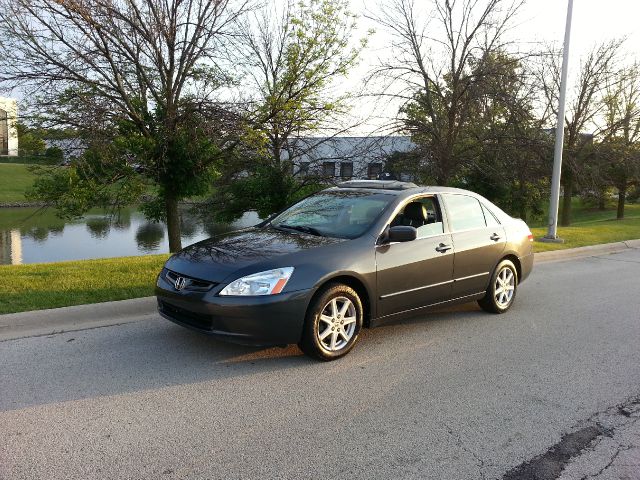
<box><xmin>442</xmin><ymin>194</ymin><xmax>506</xmax><ymax>298</ymax></box>
<box><xmin>375</xmin><ymin>195</ymin><xmax>454</xmax><ymax>317</ymax></box>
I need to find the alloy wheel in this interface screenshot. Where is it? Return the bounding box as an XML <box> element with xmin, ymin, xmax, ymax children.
<box><xmin>317</xmin><ymin>296</ymin><xmax>357</xmax><ymax>352</ymax></box>
<box><xmin>494</xmin><ymin>266</ymin><xmax>515</xmax><ymax>308</ymax></box>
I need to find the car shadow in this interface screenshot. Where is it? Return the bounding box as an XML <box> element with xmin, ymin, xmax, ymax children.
<box><xmin>2</xmin><ymin>302</ymin><xmax>488</xmax><ymax>411</ymax></box>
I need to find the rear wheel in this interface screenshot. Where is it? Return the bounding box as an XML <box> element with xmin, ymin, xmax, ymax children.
<box><xmin>299</xmin><ymin>283</ymin><xmax>363</xmax><ymax>361</ymax></box>
<box><xmin>478</xmin><ymin>259</ymin><xmax>518</xmax><ymax>314</ymax></box>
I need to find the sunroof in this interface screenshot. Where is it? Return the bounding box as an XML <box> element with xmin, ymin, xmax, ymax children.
<box><xmin>336</xmin><ymin>180</ymin><xmax>418</xmax><ymax>190</ymax></box>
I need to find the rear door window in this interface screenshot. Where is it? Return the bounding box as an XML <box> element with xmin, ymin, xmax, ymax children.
<box><xmin>481</xmin><ymin>203</ymin><xmax>500</xmax><ymax>227</ymax></box>
<box><xmin>444</xmin><ymin>194</ymin><xmax>486</xmax><ymax>231</ymax></box>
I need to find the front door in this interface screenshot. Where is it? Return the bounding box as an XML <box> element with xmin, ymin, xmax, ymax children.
<box><xmin>376</xmin><ymin>196</ymin><xmax>454</xmax><ymax>317</ymax></box>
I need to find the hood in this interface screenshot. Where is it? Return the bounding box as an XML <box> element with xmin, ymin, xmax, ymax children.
<box><xmin>164</xmin><ymin>226</ymin><xmax>343</xmax><ymax>283</ymax></box>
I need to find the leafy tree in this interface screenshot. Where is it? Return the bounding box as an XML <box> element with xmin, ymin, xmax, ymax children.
<box><xmin>211</xmin><ymin>0</ymin><xmax>367</xmax><ymax>220</ymax></box>
<box><xmin>461</xmin><ymin>52</ymin><xmax>552</xmax><ymax>220</ymax></box>
<box><xmin>16</xmin><ymin>124</ymin><xmax>46</xmax><ymax>158</ymax></box>
<box><xmin>0</xmin><ymin>0</ymin><xmax>248</xmax><ymax>251</ymax></box>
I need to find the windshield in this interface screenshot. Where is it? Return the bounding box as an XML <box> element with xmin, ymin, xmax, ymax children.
<box><xmin>270</xmin><ymin>190</ymin><xmax>395</xmax><ymax>239</ymax></box>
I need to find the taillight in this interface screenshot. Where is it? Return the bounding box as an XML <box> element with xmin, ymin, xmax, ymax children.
<box><xmin>527</xmin><ymin>233</ymin><xmax>534</xmax><ymax>242</ymax></box>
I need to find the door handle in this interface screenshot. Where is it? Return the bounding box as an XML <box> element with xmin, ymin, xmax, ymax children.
<box><xmin>435</xmin><ymin>243</ymin><xmax>452</xmax><ymax>253</ymax></box>
<box><xmin>490</xmin><ymin>233</ymin><xmax>502</xmax><ymax>241</ymax></box>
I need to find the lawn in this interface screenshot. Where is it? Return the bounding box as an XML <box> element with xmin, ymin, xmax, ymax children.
<box><xmin>0</xmin><ymin>163</ymin><xmax>37</xmax><ymax>203</ymax></box>
<box><xmin>532</xmin><ymin>202</ymin><xmax>640</xmax><ymax>252</ymax></box>
<box><xmin>0</xmin><ymin>254</ymin><xmax>169</xmax><ymax>314</ymax></box>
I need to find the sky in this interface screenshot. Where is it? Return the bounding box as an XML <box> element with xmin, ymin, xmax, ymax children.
<box><xmin>341</xmin><ymin>0</ymin><xmax>640</xmax><ymax>133</ymax></box>
<box><xmin>5</xmin><ymin>0</ymin><xmax>640</xmax><ymax>135</ymax></box>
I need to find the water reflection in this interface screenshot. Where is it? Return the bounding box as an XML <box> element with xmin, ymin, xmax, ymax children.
<box><xmin>27</xmin><ymin>226</ymin><xmax>51</xmax><ymax>243</ymax></box>
<box><xmin>0</xmin><ymin>230</ymin><xmax>22</xmax><ymax>265</ymax></box>
<box><xmin>49</xmin><ymin>225</ymin><xmax>64</xmax><ymax>236</ymax></box>
<box><xmin>86</xmin><ymin>218</ymin><xmax>111</xmax><ymax>239</ymax></box>
<box><xmin>135</xmin><ymin>222</ymin><xmax>165</xmax><ymax>251</ymax></box>
<box><xmin>0</xmin><ymin>207</ymin><xmax>260</xmax><ymax>265</ymax></box>
<box><xmin>112</xmin><ymin>210</ymin><xmax>132</xmax><ymax>230</ymax></box>
<box><xmin>180</xmin><ymin>215</ymin><xmax>198</xmax><ymax>239</ymax></box>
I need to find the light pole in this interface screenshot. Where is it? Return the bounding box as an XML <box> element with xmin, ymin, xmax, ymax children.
<box><xmin>543</xmin><ymin>0</ymin><xmax>574</xmax><ymax>242</ymax></box>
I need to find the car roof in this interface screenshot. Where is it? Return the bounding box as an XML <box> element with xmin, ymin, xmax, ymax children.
<box><xmin>330</xmin><ymin>180</ymin><xmax>475</xmax><ymax>197</ymax></box>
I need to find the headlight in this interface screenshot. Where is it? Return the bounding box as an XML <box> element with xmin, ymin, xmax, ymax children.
<box><xmin>219</xmin><ymin>267</ymin><xmax>294</xmax><ymax>296</ymax></box>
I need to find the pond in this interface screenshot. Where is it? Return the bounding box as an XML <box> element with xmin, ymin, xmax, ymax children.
<box><xmin>0</xmin><ymin>206</ymin><xmax>260</xmax><ymax>265</ymax></box>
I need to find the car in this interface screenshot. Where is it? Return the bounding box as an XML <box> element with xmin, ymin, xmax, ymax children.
<box><xmin>155</xmin><ymin>180</ymin><xmax>534</xmax><ymax>360</ymax></box>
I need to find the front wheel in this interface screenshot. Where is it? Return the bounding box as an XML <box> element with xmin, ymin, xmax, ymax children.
<box><xmin>299</xmin><ymin>283</ymin><xmax>363</xmax><ymax>361</ymax></box>
<box><xmin>478</xmin><ymin>259</ymin><xmax>518</xmax><ymax>314</ymax></box>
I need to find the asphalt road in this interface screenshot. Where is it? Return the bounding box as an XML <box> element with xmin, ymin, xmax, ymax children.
<box><xmin>1</xmin><ymin>250</ymin><xmax>640</xmax><ymax>480</ymax></box>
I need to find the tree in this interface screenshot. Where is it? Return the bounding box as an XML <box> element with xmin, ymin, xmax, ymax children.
<box><xmin>537</xmin><ymin>40</ymin><xmax>622</xmax><ymax>225</ymax></box>
<box><xmin>0</xmin><ymin>0</ymin><xmax>248</xmax><ymax>252</ymax></box>
<box><xmin>597</xmin><ymin>65</ymin><xmax>640</xmax><ymax>219</ymax></box>
<box><xmin>15</xmin><ymin>124</ymin><xmax>46</xmax><ymax>158</ymax></box>
<box><xmin>461</xmin><ymin>51</ymin><xmax>552</xmax><ymax>220</ymax></box>
<box><xmin>211</xmin><ymin>0</ymin><xmax>367</xmax><ymax>220</ymax></box>
<box><xmin>368</xmin><ymin>0</ymin><xmax>524</xmax><ymax>185</ymax></box>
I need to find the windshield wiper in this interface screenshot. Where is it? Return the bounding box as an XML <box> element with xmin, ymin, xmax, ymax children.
<box><xmin>275</xmin><ymin>224</ymin><xmax>324</xmax><ymax>237</ymax></box>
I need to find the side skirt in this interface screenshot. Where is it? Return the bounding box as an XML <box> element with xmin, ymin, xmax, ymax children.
<box><xmin>368</xmin><ymin>291</ymin><xmax>486</xmax><ymax>328</ymax></box>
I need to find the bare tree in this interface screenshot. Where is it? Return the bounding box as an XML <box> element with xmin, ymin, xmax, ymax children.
<box><xmin>0</xmin><ymin>0</ymin><xmax>248</xmax><ymax>251</ymax></box>
<box><xmin>537</xmin><ymin>40</ymin><xmax>623</xmax><ymax>225</ymax></box>
<box><xmin>597</xmin><ymin>64</ymin><xmax>640</xmax><ymax>219</ymax></box>
<box><xmin>367</xmin><ymin>0</ymin><xmax>524</xmax><ymax>185</ymax></box>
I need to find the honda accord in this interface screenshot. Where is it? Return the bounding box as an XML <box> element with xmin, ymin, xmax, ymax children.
<box><xmin>156</xmin><ymin>180</ymin><xmax>534</xmax><ymax>360</ymax></box>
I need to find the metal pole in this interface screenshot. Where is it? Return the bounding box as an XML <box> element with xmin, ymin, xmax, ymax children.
<box><xmin>545</xmin><ymin>0</ymin><xmax>573</xmax><ymax>241</ymax></box>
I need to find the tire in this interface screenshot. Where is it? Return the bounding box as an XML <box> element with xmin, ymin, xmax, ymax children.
<box><xmin>299</xmin><ymin>283</ymin><xmax>364</xmax><ymax>361</ymax></box>
<box><xmin>478</xmin><ymin>259</ymin><xmax>518</xmax><ymax>314</ymax></box>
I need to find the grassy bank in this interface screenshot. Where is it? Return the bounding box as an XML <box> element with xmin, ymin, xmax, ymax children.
<box><xmin>0</xmin><ymin>254</ymin><xmax>169</xmax><ymax>314</ymax></box>
<box><xmin>1</xmin><ymin>197</ymin><xmax>639</xmax><ymax>315</ymax></box>
<box><xmin>0</xmin><ymin>163</ymin><xmax>37</xmax><ymax>203</ymax></box>
<box><xmin>532</xmin><ymin>202</ymin><xmax>640</xmax><ymax>252</ymax></box>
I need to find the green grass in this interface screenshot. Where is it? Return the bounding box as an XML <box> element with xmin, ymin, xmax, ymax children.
<box><xmin>0</xmin><ymin>156</ymin><xmax>53</xmax><ymax>165</ymax></box>
<box><xmin>0</xmin><ymin>254</ymin><xmax>169</xmax><ymax>314</ymax></box>
<box><xmin>532</xmin><ymin>202</ymin><xmax>640</xmax><ymax>252</ymax></box>
<box><xmin>0</xmin><ymin>164</ymin><xmax>37</xmax><ymax>203</ymax></box>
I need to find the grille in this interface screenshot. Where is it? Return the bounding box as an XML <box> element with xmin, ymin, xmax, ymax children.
<box><xmin>165</xmin><ymin>269</ymin><xmax>216</xmax><ymax>292</ymax></box>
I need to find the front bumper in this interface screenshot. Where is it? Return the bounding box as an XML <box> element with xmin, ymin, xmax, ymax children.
<box><xmin>156</xmin><ymin>275</ymin><xmax>312</xmax><ymax>346</ymax></box>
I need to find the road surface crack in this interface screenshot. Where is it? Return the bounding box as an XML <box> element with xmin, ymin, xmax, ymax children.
<box><xmin>501</xmin><ymin>394</ymin><xmax>640</xmax><ymax>480</ymax></box>
<box><xmin>442</xmin><ymin>422</ymin><xmax>489</xmax><ymax>480</ymax></box>
<box><xmin>578</xmin><ymin>445</ymin><xmax>633</xmax><ymax>480</ymax></box>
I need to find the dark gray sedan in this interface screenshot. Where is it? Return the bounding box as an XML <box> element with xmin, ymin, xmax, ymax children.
<box><xmin>156</xmin><ymin>180</ymin><xmax>534</xmax><ymax>360</ymax></box>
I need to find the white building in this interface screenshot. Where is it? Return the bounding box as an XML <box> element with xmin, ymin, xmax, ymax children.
<box><xmin>289</xmin><ymin>136</ymin><xmax>416</xmax><ymax>181</ymax></box>
<box><xmin>0</xmin><ymin>97</ymin><xmax>18</xmax><ymax>156</ymax></box>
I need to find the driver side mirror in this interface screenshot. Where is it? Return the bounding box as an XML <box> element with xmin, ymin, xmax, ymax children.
<box><xmin>387</xmin><ymin>225</ymin><xmax>417</xmax><ymax>243</ymax></box>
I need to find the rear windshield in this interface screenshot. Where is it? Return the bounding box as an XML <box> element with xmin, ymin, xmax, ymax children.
<box><xmin>270</xmin><ymin>190</ymin><xmax>395</xmax><ymax>239</ymax></box>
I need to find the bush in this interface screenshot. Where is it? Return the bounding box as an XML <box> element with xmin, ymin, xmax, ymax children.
<box><xmin>44</xmin><ymin>146</ymin><xmax>64</xmax><ymax>164</ymax></box>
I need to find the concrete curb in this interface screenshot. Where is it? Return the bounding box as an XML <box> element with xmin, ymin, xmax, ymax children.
<box><xmin>1</xmin><ymin>238</ymin><xmax>639</xmax><ymax>341</ymax></box>
<box><xmin>0</xmin><ymin>296</ymin><xmax>157</xmax><ymax>342</ymax></box>
<box><xmin>534</xmin><ymin>238</ymin><xmax>640</xmax><ymax>263</ymax></box>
